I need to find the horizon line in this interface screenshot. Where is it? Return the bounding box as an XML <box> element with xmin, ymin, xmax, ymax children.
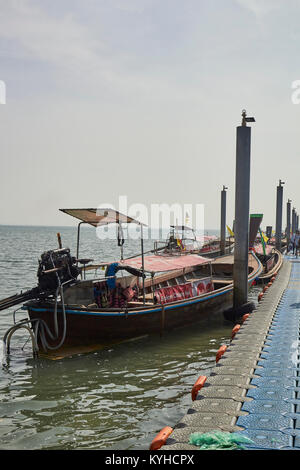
<box><xmin>0</xmin><ymin>223</ymin><xmax>219</xmax><ymax>231</ymax></box>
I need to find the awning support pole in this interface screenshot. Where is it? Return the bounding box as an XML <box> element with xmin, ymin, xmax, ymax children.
<box><xmin>76</xmin><ymin>222</ymin><xmax>84</xmax><ymax>262</ymax></box>
<box><xmin>76</xmin><ymin>221</ymin><xmax>89</xmax><ymax>272</ymax></box>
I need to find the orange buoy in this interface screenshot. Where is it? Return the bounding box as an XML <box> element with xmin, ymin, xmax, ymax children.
<box><xmin>191</xmin><ymin>375</ymin><xmax>207</xmax><ymax>401</ymax></box>
<box><xmin>271</xmin><ymin>276</ymin><xmax>276</xmax><ymax>282</ymax></box>
<box><xmin>267</xmin><ymin>282</ymin><xmax>272</xmax><ymax>287</ymax></box>
<box><xmin>263</xmin><ymin>286</ymin><xmax>269</xmax><ymax>293</ymax></box>
<box><xmin>258</xmin><ymin>292</ymin><xmax>264</xmax><ymax>302</ymax></box>
<box><xmin>231</xmin><ymin>324</ymin><xmax>241</xmax><ymax>339</ymax></box>
<box><xmin>216</xmin><ymin>345</ymin><xmax>227</xmax><ymax>363</ymax></box>
<box><xmin>242</xmin><ymin>313</ymin><xmax>250</xmax><ymax>323</ymax></box>
<box><xmin>149</xmin><ymin>426</ymin><xmax>173</xmax><ymax>450</ymax></box>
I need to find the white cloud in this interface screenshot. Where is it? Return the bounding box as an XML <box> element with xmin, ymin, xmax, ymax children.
<box><xmin>0</xmin><ymin>0</ymin><xmax>105</xmax><ymax>69</ymax></box>
<box><xmin>111</xmin><ymin>0</ymin><xmax>153</xmax><ymax>14</ymax></box>
<box><xmin>1</xmin><ymin>0</ymin><xmax>300</xmax><ymax>227</ymax></box>
<box><xmin>0</xmin><ymin>0</ymin><xmax>205</xmax><ymax>102</ymax></box>
<box><xmin>235</xmin><ymin>0</ymin><xmax>282</xmax><ymax>19</ymax></box>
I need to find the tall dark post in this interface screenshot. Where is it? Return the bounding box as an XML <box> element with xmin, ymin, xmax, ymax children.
<box><xmin>233</xmin><ymin>110</ymin><xmax>255</xmax><ymax>310</ymax></box>
<box><xmin>287</xmin><ymin>199</ymin><xmax>291</xmax><ymax>250</ymax></box>
<box><xmin>294</xmin><ymin>209</ymin><xmax>297</xmax><ymax>232</ymax></box>
<box><xmin>275</xmin><ymin>180</ymin><xmax>284</xmax><ymax>251</ymax></box>
<box><xmin>140</xmin><ymin>224</ymin><xmax>145</xmax><ymax>305</ymax></box>
<box><xmin>292</xmin><ymin>207</ymin><xmax>296</xmax><ymax>235</ymax></box>
<box><xmin>220</xmin><ymin>185</ymin><xmax>227</xmax><ymax>255</ymax></box>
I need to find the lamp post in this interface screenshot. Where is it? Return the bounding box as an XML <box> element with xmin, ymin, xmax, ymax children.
<box><xmin>275</xmin><ymin>180</ymin><xmax>284</xmax><ymax>252</ymax></box>
<box><xmin>233</xmin><ymin>110</ymin><xmax>255</xmax><ymax>311</ymax></box>
<box><xmin>220</xmin><ymin>185</ymin><xmax>227</xmax><ymax>255</ymax></box>
<box><xmin>287</xmin><ymin>199</ymin><xmax>291</xmax><ymax>250</ymax></box>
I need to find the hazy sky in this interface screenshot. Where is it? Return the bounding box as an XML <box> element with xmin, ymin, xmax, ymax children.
<box><xmin>1</xmin><ymin>0</ymin><xmax>300</xmax><ymax>230</ymax></box>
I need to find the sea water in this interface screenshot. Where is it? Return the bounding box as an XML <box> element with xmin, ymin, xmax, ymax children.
<box><xmin>0</xmin><ymin>225</ymin><xmax>258</xmax><ymax>450</ymax></box>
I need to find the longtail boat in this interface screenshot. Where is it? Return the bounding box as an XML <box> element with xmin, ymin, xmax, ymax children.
<box><xmin>253</xmin><ymin>243</ymin><xmax>283</xmax><ymax>283</ymax></box>
<box><xmin>198</xmin><ymin>238</ymin><xmax>234</xmax><ymax>257</ymax></box>
<box><xmin>22</xmin><ymin>251</ymin><xmax>261</xmax><ymax>355</ymax></box>
<box><xmin>159</xmin><ymin>225</ymin><xmax>234</xmax><ymax>258</ymax></box>
<box><xmin>1</xmin><ymin>209</ymin><xmax>262</xmax><ymax>357</ymax></box>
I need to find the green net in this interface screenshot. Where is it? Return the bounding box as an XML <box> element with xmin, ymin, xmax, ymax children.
<box><xmin>189</xmin><ymin>431</ymin><xmax>254</xmax><ymax>450</ymax></box>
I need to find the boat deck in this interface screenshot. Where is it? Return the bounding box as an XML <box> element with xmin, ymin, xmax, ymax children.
<box><xmin>154</xmin><ymin>254</ymin><xmax>300</xmax><ymax>450</ymax></box>
<box><xmin>211</xmin><ymin>253</ymin><xmax>259</xmax><ymax>270</ymax></box>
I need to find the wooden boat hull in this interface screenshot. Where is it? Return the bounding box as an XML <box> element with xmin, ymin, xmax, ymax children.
<box><xmin>25</xmin><ymin>252</ymin><xmax>262</xmax><ymax>352</ymax></box>
<box><xmin>26</xmin><ymin>286</ymin><xmax>233</xmax><ymax>348</ymax></box>
<box><xmin>200</xmin><ymin>241</ymin><xmax>234</xmax><ymax>258</ymax></box>
<box><xmin>257</xmin><ymin>249</ymin><xmax>283</xmax><ymax>283</ymax></box>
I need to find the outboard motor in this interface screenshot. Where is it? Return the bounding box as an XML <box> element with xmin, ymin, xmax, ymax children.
<box><xmin>37</xmin><ymin>248</ymin><xmax>81</xmax><ymax>293</ymax></box>
<box><xmin>0</xmin><ymin>248</ymin><xmax>81</xmax><ymax>311</ymax></box>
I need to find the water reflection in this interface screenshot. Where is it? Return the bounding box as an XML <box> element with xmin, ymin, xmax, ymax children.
<box><xmin>0</xmin><ymin>226</ymin><xmax>259</xmax><ymax>450</ymax></box>
<box><xmin>0</xmin><ymin>314</ymin><xmax>234</xmax><ymax>450</ymax></box>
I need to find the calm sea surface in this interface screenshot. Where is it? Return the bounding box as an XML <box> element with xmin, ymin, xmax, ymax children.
<box><xmin>0</xmin><ymin>225</ymin><xmax>259</xmax><ymax>450</ymax></box>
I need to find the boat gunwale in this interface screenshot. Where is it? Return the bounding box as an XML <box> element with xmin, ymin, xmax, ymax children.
<box><xmin>258</xmin><ymin>248</ymin><xmax>283</xmax><ymax>280</ymax></box>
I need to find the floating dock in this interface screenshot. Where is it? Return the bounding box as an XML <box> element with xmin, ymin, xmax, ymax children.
<box><xmin>151</xmin><ymin>254</ymin><xmax>300</xmax><ymax>450</ymax></box>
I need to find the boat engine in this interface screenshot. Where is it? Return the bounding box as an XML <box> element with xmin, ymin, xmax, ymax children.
<box><xmin>0</xmin><ymin>248</ymin><xmax>81</xmax><ymax>311</ymax></box>
<box><xmin>37</xmin><ymin>248</ymin><xmax>81</xmax><ymax>293</ymax></box>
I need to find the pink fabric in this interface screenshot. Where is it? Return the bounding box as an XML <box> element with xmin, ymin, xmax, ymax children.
<box><xmin>155</xmin><ymin>279</ymin><xmax>214</xmax><ymax>304</ymax></box>
<box><xmin>120</xmin><ymin>254</ymin><xmax>210</xmax><ymax>273</ymax></box>
<box><xmin>254</xmin><ymin>243</ymin><xmax>273</xmax><ymax>255</ymax></box>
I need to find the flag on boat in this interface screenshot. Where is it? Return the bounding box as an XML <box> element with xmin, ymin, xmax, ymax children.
<box><xmin>176</xmin><ymin>238</ymin><xmax>184</xmax><ymax>250</ymax></box>
<box><xmin>261</xmin><ymin>231</ymin><xmax>269</xmax><ymax>243</ymax></box>
<box><xmin>259</xmin><ymin>228</ymin><xmax>267</xmax><ymax>256</ymax></box>
<box><xmin>226</xmin><ymin>225</ymin><xmax>234</xmax><ymax>237</ymax></box>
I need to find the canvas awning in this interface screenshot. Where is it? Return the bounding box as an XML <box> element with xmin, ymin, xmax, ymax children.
<box><xmin>59</xmin><ymin>208</ymin><xmax>145</xmax><ymax>227</ymax></box>
<box><xmin>120</xmin><ymin>254</ymin><xmax>211</xmax><ymax>273</ymax></box>
<box><xmin>203</xmin><ymin>235</ymin><xmax>217</xmax><ymax>241</ymax></box>
<box><xmin>170</xmin><ymin>225</ymin><xmax>194</xmax><ymax>231</ymax></box>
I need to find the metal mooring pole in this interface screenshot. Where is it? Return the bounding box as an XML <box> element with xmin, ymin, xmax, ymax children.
<box><xmin>275</xmin><ymin>180</ymin><xmax>284</xmax><ymax>252</ymax></box>
<box><xmin>292</xmin><ymin>207</ymin><xmax>296</xmax><ymax>235</ymax></box>
<box><xmin>233</xmin><ymin>110</ymin><xmax>255</xmax><ymax>310</ymax></box>
<box><xmin>287</xmin><ymin>199</ymin><xmax>291</xmax><ymax>251</ymax></box>
<box><xmin>220</xmin><ymin>185</ymin><xmax>227</xmax><ymax>255</ymax></box>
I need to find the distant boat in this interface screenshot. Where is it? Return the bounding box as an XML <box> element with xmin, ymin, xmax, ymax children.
<box><xmin>253</xmin><ymin>243</ymin><xmax>283</xmax><ymax>283</ymax></box>
<box><xmin>158</xmin><ymin>225</ymin><xmax>234</xmax><ymax>258</ymax></box>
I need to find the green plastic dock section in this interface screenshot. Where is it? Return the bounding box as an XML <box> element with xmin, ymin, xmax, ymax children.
<box><xmin>160</xmin><ymin>255</ymin><xmax>300</xmax><ymax>450</ymax></box>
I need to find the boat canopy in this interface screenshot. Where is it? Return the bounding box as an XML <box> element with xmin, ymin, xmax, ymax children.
<box><xmin>203</xmin><ymin>235</ymin><xmax>218</xmax><ymax>241</ymax></box>
<box><xmin>59</xmin><ymin>208</ymin><xmax>145</xmax><ymax>227</ymax></box>
<box><xmin>170</xmin><ymin>225</ymin><xmax>194</xmax><ymax>231</ymax></box>
<box><xmin>119</xmin><ymin>254</ymin><xmax>211</xmax><ymax>274</ymax></box>
<box><xmin>60</xmin><ymin>207</ymin><xmax>146</xmax><ymax>262</ymax></box>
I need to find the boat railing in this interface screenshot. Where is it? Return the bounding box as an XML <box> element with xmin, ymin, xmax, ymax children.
<box><xmin>154</xmin><ymin>240</ymin><xmax>169</xmax><ymax>254</ymax></box>
<box><xmin>74</xmin><ymin>275</ymin><xmax>120</xmax><ymax>285</ymax></box>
